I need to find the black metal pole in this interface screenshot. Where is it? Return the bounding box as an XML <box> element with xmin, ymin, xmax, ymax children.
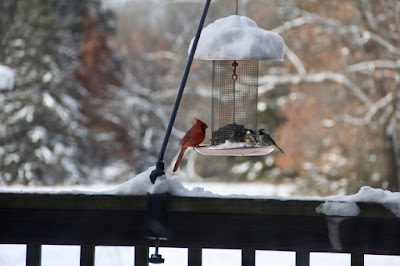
<box><xmin>150</xmin><ymin>0</ymin><xmax>212</xmax><ymax>184</ymax></box>
<box><xmin>235</xmin><ymin>0</ymin><xmax>238</xmax><ymax>15</ymax></box>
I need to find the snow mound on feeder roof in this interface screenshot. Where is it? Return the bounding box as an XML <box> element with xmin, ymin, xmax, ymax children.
<box><xmin>190</xmin><ymin>15</ymin><xmax>284</xmax><ymax>60</ymax></box>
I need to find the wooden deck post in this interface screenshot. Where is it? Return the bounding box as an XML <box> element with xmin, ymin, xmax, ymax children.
<box><xmin>351</xmin><ymin>253</ymin><xmax>364</xmax><ymax>266</ymax></box>
<box><xmin>26</xmin><ymin>244</ymin><xmax>41</xmax><ymax>266</ymax></box>
<box><xmin>80</xmin><ymin>245</ymin><xmax>95</xmax><ymax>266</ymax></box>
<box><xmin>242</xmin><ymin>249</ymin><xmax>255</xmax><ymax>266</ymax></box>
<box><xmin>296</xmin><ymin>252</ymin><xmax>310</xmax><ymax>266</ymax></box>
<box><xmin>135</xmin><ymin>246</ymin><xmax>149</xmax><ymax>266</ymax></box>
<box><xmin>188</xmin><ymin>248</ymin><xmax>202</xmax><ymax>266</ymax></box>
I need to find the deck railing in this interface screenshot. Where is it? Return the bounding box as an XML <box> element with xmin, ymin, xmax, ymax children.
<box><xmin>0</xmin><ymin>192</ymin><xmax>399</xmax><ymax>266</ymax></box>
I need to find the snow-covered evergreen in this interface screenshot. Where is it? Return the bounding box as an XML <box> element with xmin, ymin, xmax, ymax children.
<box><xmin>0</xmin><ymin>0</ymin><xmax>107</xmax><ymax>185</ymax></box>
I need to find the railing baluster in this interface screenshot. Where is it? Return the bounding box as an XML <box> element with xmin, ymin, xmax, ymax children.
<box><xmin>242</xmin><ymin>249</ymin><xmax>255</xmax><ymax>266</ymax></box>
<box><xmin>296</xmin><ymin>251</ymin><xmax>310</xmax><ymax>266</ymax></box>
<box><xmin>351</xmin><ymin>253</ymin><xmax>364</xmax><ymax>266</ymax></box>
<box><xmin>188</xmin><ymin>248</ymin><xmax>202</xmax><ymax>266</ymax></box>
<box><xmin>80</xmin><ymin>245</ymin><xmax>95</xmax><ymax>266</ymax></box>
<box><xmin>26</xmin><ymin>244</ymin><xmax>41</xmax><ymax>266</ymax></box>
<box><xmin>135</xmin><ymin>246</ymin><xmax>149</xmax><ymax>266</ymax></box>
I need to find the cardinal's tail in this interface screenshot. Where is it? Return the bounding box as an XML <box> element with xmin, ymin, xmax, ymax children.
<box><xmin>173</xmin><ymin>147</ymin><xmax>188</xmax><ymax>172</ymax></box>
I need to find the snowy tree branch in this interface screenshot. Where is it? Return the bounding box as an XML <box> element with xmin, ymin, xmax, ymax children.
<box><xmin>284</xmin><ymin>46</ymin><xmax>307</xmax><ymax>75</ymax></box>
<box><xmin>259</xmin><ymin>72</ymin><xmax>371</xmax><ymax>105</ymax></box>
<box><xmin>142</xmin><ymin>51</ymin><xmax>180</xmax><ymax>62</ymax></box>
<box><xmin>292</xmin><ymin>7</ymin><xmax>400</xmax><ymax>55</ymax></box>
<box><xmin>360</xmin><ymin>0</ymin><xmax>378</xmax><ymax>31</ymax></box>
<box><xmin>338</xmin><ymin>92</ymin><xmax>393</xmax><ymax>126</ymax></box>
<box><xmin>347</xmin><ymin>60</ymin><xmax>400</xmax><ymax>73</ymax></box>
<box><xmin>365</xmin><ymin>92</ymin><xmax>393</xmax><ymax>123</ymax></box>
<box><xmin>273</xmin><ymin>16</ymin><xmax>315</xmax><ymax>34</ymax></box>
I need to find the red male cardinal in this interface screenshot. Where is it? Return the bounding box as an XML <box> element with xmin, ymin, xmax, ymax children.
<box><xmin>173</xmin><ymin>118</ymin><xmax>208</xmax><ymax>172</ymax></box>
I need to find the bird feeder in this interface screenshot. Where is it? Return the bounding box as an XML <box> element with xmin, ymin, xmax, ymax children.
<box><xmin>190</xmin><ymin>15</ymin><xmax>285</xmax><ymax>156</ymax></box>
<box><xmin>147</xmin><ymin>6</ymin><xmax>284</xmax><ymax>263</ymax></box>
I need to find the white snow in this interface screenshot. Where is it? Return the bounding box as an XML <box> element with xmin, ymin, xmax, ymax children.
<box><xmin>107</xmin><ymin>167</ymin><xmax>218</xmax><ymax>197</ymax></box>
<box><xmin>314</xmin><ymin>187</ymin><xmax>400</xmax><ymax>251</ymax></box>
<box><xmin>28</xmin><ymin>126</ymin><xmax>48</xmax><ymax>143</ymax></box>
<box><xmin>316</xmin><ymin>201</ymin><xmax>360</xmax><ymax>217</ymax></box>
<box><xmin>321</xmin><ymin>186</ymin><xmax>400</xmax><ymax>218</ymax></box>
<box><xmin>0</xmin><ymin>64</ymin><xmax>15</xmax><ymax>90</ymax></box>
<box><xmin>324</xmin><ymin>217</ymin><xmax>347</xmax><ymax>251</ymax></box>
<box><xmin>310</xmin><ymin>252</ymin><xmax>351</xmax><ymax>266</ymax></box>
<box><xmin>108</xmin><ymin>167</ymin><xmax>400</xmax><ymax>218</ymax></box>
<box><xmin>106</xmin><ymin>166</ymin><xmax>292</xmax><ymax>198</ymax></box>
<box><xmin>2</xmin><ymin>244</ymin><xmax>400</xmax><ymax>266</ymax></box>
<box><xmin>41</xmin><ymin>245</ymin><xmax>81</xmax><ymax>266</ymax></box>
<box><xmin>190</xmin><ymin>15</ymin><xmax>285</xmax><ymax>60</ymax></box>
<box><xmin>209</xmin><ymin>140</ymin><xmax>255</xmax><ymax>149</ymax></box>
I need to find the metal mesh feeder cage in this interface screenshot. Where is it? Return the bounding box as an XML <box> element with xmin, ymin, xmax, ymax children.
<box><xmin>191</xmin><ymin>15</ymin><xmax>285</xmax><ymax>156</ymax></box>
<box><xmin>211</xmin><ymin>60</ymin><xmax>258</xmax><ymax>144</ymax></box>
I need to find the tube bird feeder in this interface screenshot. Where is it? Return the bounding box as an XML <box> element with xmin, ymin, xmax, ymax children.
<box><xmin>190</xmin><ymin>15</ymin><xmax>285</xmax><ymax>156</ymax></box>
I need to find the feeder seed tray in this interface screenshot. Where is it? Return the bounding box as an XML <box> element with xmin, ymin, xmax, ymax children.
<box><xmin>194</xmin><ymin>145</ymin><xmax>274</xmax><ymax>156</ymax></box>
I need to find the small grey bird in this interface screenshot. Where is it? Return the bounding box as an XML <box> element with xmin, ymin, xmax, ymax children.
<box><xmin>245</xmin><ymin>130</ymin><xmax>266</xmax><ymax>146</ymax></box>
<box><xmin>259</xmin><ymin>129</ymin><xmax>284</xmax><ymax>153</ymax></box>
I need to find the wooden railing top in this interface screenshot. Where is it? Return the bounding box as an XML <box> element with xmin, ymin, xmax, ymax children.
<box><xmin>0</xmin><ymin>192</ymin><xmax>399</xmax><ymax>255</ymax></box>
<box><xmin>0</xmin><ymin>192</ymin><xmax>396</xmax><ymax>218</ymax></box>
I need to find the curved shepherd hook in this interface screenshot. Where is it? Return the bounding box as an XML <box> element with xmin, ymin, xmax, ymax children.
<box><xmin>150</xmin><ymin>0</ymin><xmax>212</xmax><ymax>184</ymax></box>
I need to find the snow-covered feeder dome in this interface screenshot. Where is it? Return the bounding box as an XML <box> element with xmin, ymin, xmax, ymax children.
<box><xmin>189</xmin><ymin>15</ymin><xmax>284</xmax><ymax>61</ymax></box>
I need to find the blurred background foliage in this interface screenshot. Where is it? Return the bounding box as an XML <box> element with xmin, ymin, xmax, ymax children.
<box><xmin>0</xmin><ymin>0</ymin><xmax>399</xmax><ymax>195</ymax></box>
